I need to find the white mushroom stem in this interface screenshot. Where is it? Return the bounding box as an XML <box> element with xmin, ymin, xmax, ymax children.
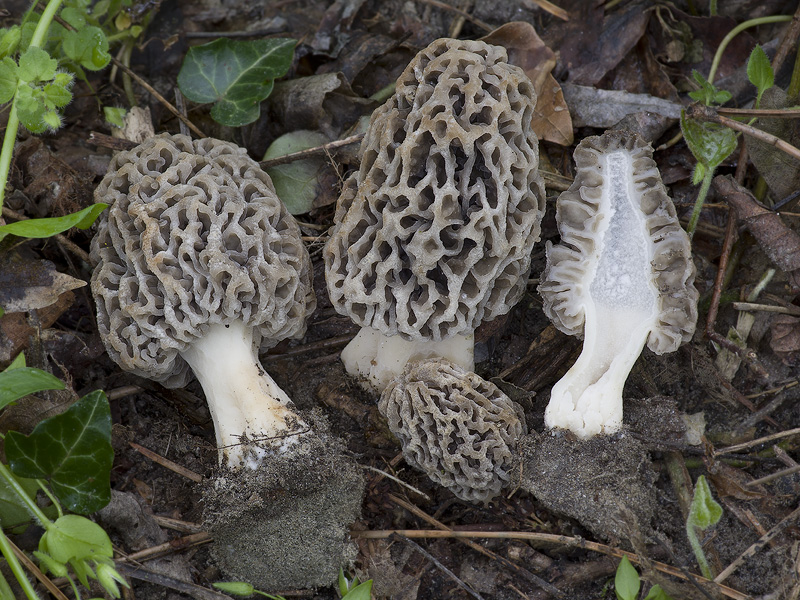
<box><xmin>180</xmin><ymin>321</ymin><xmax>309</xmax><ymax>469</ymax></box>
<box><xmin>341</xmin><ymin>326</ymin><xmax>474</xmax><ymax>392</ymax></box>
<box><xmin>544</xmin><ymin>303</ymin><xmax>656</xmax><ymax>438</ymax></box>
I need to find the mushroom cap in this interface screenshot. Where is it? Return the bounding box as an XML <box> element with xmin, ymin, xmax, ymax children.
<box><xmin>91</xmin><ymin>133</ymin><xmax>315</xmax><ymax>387</ymax></box>
<box><xmin>379</xmin><ymin>358</ymin><xmax>527</xmax><ymax>503</ymax></box>
<box><xmin>538</xmin><ymin>130</ymin><xmax>698</xmax><ymax>354</ymax></box>
<box><xmin>324</xmin><ymin>38</ymin><xmax>546</xmax><ymax>342</ymax></box>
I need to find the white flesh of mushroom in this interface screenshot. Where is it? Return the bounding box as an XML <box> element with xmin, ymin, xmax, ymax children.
<box><xmin>181</xmin><ymin>321</ymin><xmax>308</xmax><ymax>469</ymax></box>
<box><xmin>341</xmin><ymin>327</ymin><xmax>474</xmax><ymax>392</ymax></box>
<box><xmin>544</xmin><ymin>151</ymin><xmax>660</xmax><ymax>437</ymax></box>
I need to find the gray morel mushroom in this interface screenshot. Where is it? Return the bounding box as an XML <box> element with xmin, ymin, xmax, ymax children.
<box><xmin>91</xmin><ymin>133</ymin><xmax>316</xmax><ymax>469</ymax></box>
<box><xmin>91</xmin><ymin>133</ymin><xmax>364</xmax><ymax>590</ymax></box>
<box><xmin>538</xmin><ymin>130</ymin><xmax>698</xmax><ymax>438</ymax></box>
<box><xmin>324</xmin><ymin>38</ymin><xmax>546</xmax><ymax>391</ymax></box>
<box><xmin>379</xmin><ymin>358</ymin><xmax>527</xmax><ymax>503</ymax></box>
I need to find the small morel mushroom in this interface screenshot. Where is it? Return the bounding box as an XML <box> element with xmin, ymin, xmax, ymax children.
<box><xmin>324</xmin><ymin>38</ymin><xmax>546</xmax><ymax>391</ymax></box>
<box><xmin>91</xmin><ymin>133</ymin><xmax>316</xmax><ymax>469</ymax></box>
<box><xmin>538</xmin><ymin>130</ymin><xmax>698</xmax><ymax>438</ymax></box>
<box><xmin>90</xmin><ymin>133</ymin><xmax>364</xmax><ymax>590</ymax></box>
<box><xmin>379</xmin><ymin>358</ymin><xmax>527</xmax><ymax>503</ymax></box>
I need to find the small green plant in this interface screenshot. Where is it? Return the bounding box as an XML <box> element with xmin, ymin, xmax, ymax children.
<box><xmin>0</xmin><ymin>354</ymin><xmax>124</xmax><ymax>599</ymax></box>
<box><xmin>177</xmin><ymin>37</ymin><xmax>296</xmax><ymax>127</ymax></box>
<box><xmin>213</xmin><ymin>568</ymin><xmax>373</xmax><ymax>600</ymax></box>
<box><xmin>614</xmin><ymin>556</ymin><xmax>672</xmax><ymax>600</ymax></box>
<box><xmin>686</xmin><ymin>475</ymin><xmax>723</xmax><ymax>579</ymax></box>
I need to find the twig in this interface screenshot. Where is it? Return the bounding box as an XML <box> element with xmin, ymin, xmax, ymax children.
<box><xmin>350</xmin><ymin>529</ymin><xmax>752</xmax><ymax>600</ymax></box>
<box><xmin>686</xmin><ymin>104</ymin><xmax>800</xmax><ymax>162</ymax></box>
<box><xmin>394</xmin><ymin>534</ymin><xmax>485</xmax><ymax>600</ymax></box>
<box><xmin>732</xmin><ymin>301</ymin><xmax>800</xmax><ymax>316</ymax></box>
<box><xmin>118</xmin><ymin>532</ymin><xmax>211</xmax><ymax>563</ymax></box>
<box><xmin>115</xmin><ymin>563</ymin><xmax>233</xmax><ymax>600</ymax></box>
<box><xmin>129</xmin><ymin>442</ymin><xmax>204</xmax><ymax>483</ymax></box>
<box><xmin>771</xmin><ymin>1</ymin><xmax>800</xmax><ymax>76</ymax></box>
<box><xmin>716</xmin><ymin>427</ymin><xmax>800</xmax><ymax>454</ymax></box>
<box><xmin>8</xmin><ymin>537</ymin><xmax>70</xmax><ymax>600</ymax></box>
<box><xmin>519</xmin><ymin>0</ymin><xmax>569</xmax><ymax>21</ymax></box>
<box><xmin>88</xmin><ymin>131</ymin><xmax>138</xmax><ymax>152</ymax></box>
<box><xmin>717</xmin><ymin>107</ymin><xmax>800</xmax><ymax>119</ymax></box>
<box><xmin>714</xmin><ymin>504</ymin><xmax>800</xmax><ymax>583</ymax></box>
<box><xmin>415</xmin><ymin>0</ymin><xmax>493</xmax><ymax>31</ymax></box>
<box><xmin>259</xmin><ymin>134</ymin><xmax>364</xmax><ymax>169</ymax></box>
<box><xmin>362</xmin><ymin>465</ymin><xmax>431</xmax><ymax>501</ymax></box>
<box><xmin>152</xmin><ymin>515</ymin><xmax>205</xmax><ymax>534</ymax></box>
<box><xmin>746</xmin><ymin>464</ymin><xmax>800</xmax><ymax>487</ymax></box>
<box><xmin>1</xmin><ymin>206</ymin><xmax>92</xmax><ymax>264</ymax></box>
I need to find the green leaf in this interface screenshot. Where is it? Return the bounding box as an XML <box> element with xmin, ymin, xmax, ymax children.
<box><xmin>0</xmin><ymin>469</ymin><xmax>40</xmax><ymax>528</ymax></box>
<box><xmin>643</xmin><ymin>584</ymin><xmax>673</xmax><ymax>600</ymax></box>
<box><xmin>0</xmin><ymin>57</ymin><xmax>17</xmax><ymax>103</ymax></box>
<box><xmin>44</xmin><ymin>80</ymin><xmax>73</xmax><ymax>108</ymax></box>
<box><xmin>680</xmin><ymin>111</ymin><xmax>738</xmax><ymax>171</ymax></box>
<box><xmin>39</xmin><ymin>514</ymin><xmax>113</xmax><ymax>563</ymax></box>
<box><xmin>62</xmin><ymin>25</ymin><xmax>111</xmax><ymax>71</ymax></box>
<box><xmin>688</xmin><ymin>69</ymin><xmax>731</xmax><ymax>106</ymax></box>
<box><xmin>614</xmin><ymin>556</ymin><xmax>640</xmax><ymax>600</ymax></box>
<box><xmin>747</xmin><ymin>45</ymin><xmax>774</xmax><ymax>107</ymax></box>
<box><xmin>177</xmin><ymin>37</ymin><xmax>295</xmax><ymax>127</ymax></box>
<box><xmin>4</xmin><ymin>352</ymin><xmax>25</xmax><ymax>371</ymax></box>
<box><xmin>16</xmin><ymin>83</ymin><xmax>50</xmax><ymax>133</ymax></box>
<box><xmin>0</xmin><ymin>367</ymin><xmax>65</xmax><ymax>410</ymax></box>
<box><xmin>6</xmin><ymin>390</ymin><xmax>113</xmax><ymax>514</ymax></box>
<box><xmin>0</xmin><ymin>26</ymin><xmax>21</xmax><ymax>59</ymax></box>
<box><xmin>212</xmin><ymin>581</ymin><xmax>256</xmax><ymax>595</ymax></box>
<box><xmin>0</xmin><ymin>203</ymin><xmax>108</xmax><ymax>243</ymax></box>
<box><xmin>60</xmin><ymin>7</ymin><xmax>87</xmax><ymax>29</ymax></box>
<box><xmin>688</xmin><ymin>475</ymin><xmax>723</xmax><ymax>529</ymax></box>
<box><xmin>103</xmin><ymin>106</ymin><xmax>126</xmax><ymax>128</ymax></box>
<box><xmin>342</xmin><ymin>580</ymin><xmax>373</xmax><ymax>600</ymax></box>
<box><xmin>17</xmin><ymin>47</ymin><xmax>57</xmax><ymax>82</ymax></box>
<box><xmin>263</xmin><ymin>130</ymin><xmax>328</xmax><ymax>214</ymax></box>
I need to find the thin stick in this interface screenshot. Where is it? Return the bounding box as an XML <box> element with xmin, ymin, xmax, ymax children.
<box><xmin>714</xmin><ymin>504</ymin><xmax>800</xmax><ymax>583</ymax></box>
<box><xmin>415</xmin><ymin>0</ymin><xmax>493</xmax><ymax>31</ymax></box>
<box><xmin>361</xmin><ymin>465</ymin><xmax>430</xmax><ymax>501</ymax></box>
<box><xmin>8</xmin><ymin>536</ymin><xmax>70</xmax><ymax>600</ymax></box>
<box><xmin>259</xmin><ymin>134</ymin><xmax>364</xmax><ymax>169</ymax></box>
<box><xmin>118</xmin><ymin>532</ymin><xmax>211</xmax><ymax>563</ymax></box>
<box><xmin>746</xmin><ymin>464</ymin><xmax>800</xmax><ymax>487</ymax></box>
<box><xmin>732</xmin><ymin>302</ymin><xmax>800</xmax><ymax>315</ymax></box>
<box><xmin>519</xmin><ymin>0</ymin><xmax>569</xmax><ymax>21</ymax></box>
<box><xmin>129</xmin><ymin>442</ymin><xmax>203</xmax><ymax>483</ymax></box>
<box><xmin>717</xmin><ymin>107</ymin><xmax>800</xmax><ymax>119</ymax></box>
<box><xmin>716</xmin><ymin>427</ymin><xmax>800</xmax><ymax>454</ymax></box>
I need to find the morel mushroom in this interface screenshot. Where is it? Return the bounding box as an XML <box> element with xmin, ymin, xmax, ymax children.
<box><xmin>91</xmin><ymin>133</ymin><xmax>316</xmax><ymax>468</ymax></box>
<box><xmin>379</xmin><ymin>358</ymin><xmax>527</xmax><ymax>503</ymax></box>
<box><xmin>324</xmin><ymin>38</ymin><xmax>546</xmax><ymax>391</ymax></box>
<box><xmin>538</xmin><ymin>130</ymin><xmax>698</xmax><ymax>438</ymax></box>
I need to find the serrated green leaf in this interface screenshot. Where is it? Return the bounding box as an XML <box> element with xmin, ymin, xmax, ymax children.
<box><xmin>680</xmin><ymin>111</ymin><xmax>738</xmax><ymax>170</ymax></box>
<box><xmin>342</xmin><ymin>580</ymin><xmax>372</xmax><ymax>600</ymax></box>
<box><xmin>0</xmin><ymin>469</ymin><xmax>40</xmax><ymax>528</ymax></box>
<box><xmin>0</xmin><ymin>367</ymin><xmax>65</xmax><ymax>410</ymax></box>
<box><xmin>0</xmin><ymin>57</ymin><xmax>17</xmax><ymax>103</ymax></box>
<box><xmin>6</xmin><ymin>390</ymin><xmax>113</xmax><ymax>514</ymax></box>
<box><xmin>44</xmin><ymin>81</ymin><xmax>73</xmax><ymax>108</ymax></box>
<box><xmin>747</xmin><ymin>45</ymin><xmax>774</xmax><ymax>107</ymax></box>
<box><xmin>16</xmin><ymin>83</ymin><xmax>49</xmax><ymax>133</ymax></box>
<box><xmin>688</xmin><ymin>69</ymin><xmax>730</xmax><ymax>107</ymax></box>
<box><xmin>614</xmin><ymin>556</ymin><xmax>640</xmax><ymax>600</ymax></box>
<box><xmin>0</xmin><ymin>203</ymin><xmax>108</xmax><ymax>243</ymax></box>
<box><xmin>263</xmin><ymin>130</ymin><xmax>328</xmax><ymax>214</ymax></box>
<box><xmin>62</xmin><ymin>25</ymin><xmax>110</xmax><ymax>71</ymax></box>
<box><xmin>0</xmin><ymin>26</ymin><xmax>21</xmax><ymax>59</ymax></box>
<box><xmin>39</xmin><ymin>514</ymin><xmax>113</xmax><ymax>563</ymax></box>
<box><xmin>643</xmin><ymin>584</ymin><xmax>673</xmax><ymax>600</ymax></box>
<box><xmin>17</xmin><ymin>47</ymin><xmax>57</xmax><ymax>82</ymax></box>
<box><xmin>178</xmin><ymin>37</ymin><xmax>295</xmax><ymax>127</ymax></box>
<box><xmin>688</xmin><ymin>475</ymin><xmax>723</xmax><ymax>529</ymax></box>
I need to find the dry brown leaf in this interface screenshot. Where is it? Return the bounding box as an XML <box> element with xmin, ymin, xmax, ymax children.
<box><xmin>481</xmin><ymin>22</ymin><xmax>573</xmax><ymax>145</ymax></box>
<box><xmin>770</xmin><ymin>314</ymin><xmax>800</xmax><ymax>366</ymax></box>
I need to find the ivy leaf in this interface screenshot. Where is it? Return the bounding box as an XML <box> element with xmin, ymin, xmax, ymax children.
<box><xmin>62</xmin><ymin>25</ymin><xmax>111</xmax><ymax>71</ymax></box>
<box><xmin>17</xmin><ymin>47</ymin><xmax>57</xmax><ymax>82</ymax></box>
<box><xmin>680</xmin><ymin>110</ymin><xmax>738</xmax><ymax>171</ymax></box>
<box><xmin>5</xmin><ymin>390</ymin><xmax>113</xmax><ymax>514</ymax></box>
<box><xmin>0</xmin><ymin>57</ymin><xmax>17</xmax><ymax>103</ymax></box>
<box><xmin>178</xmin><ymin>37</ymin><xmax>295</xmax><ymax>127</ymax></box>
<box><xmin>0</xmin><ymin>367</ymin><xmax>65</xmax><ymax>411</ymax></box>
<box><xmin>263</xmin><ymin>130</ymin><xmax>328</xmax><ymax>214</ymax></box>
<box><xmin>614</xmin><ymin>556</ymin><xmax>640</xmax><ymax>600</ymax></box>
<box><xmin>0</xmin><ymin>203</ymin><xmax>107</xmax><ymax>243</ymax></box>
<box><xmin>688</xmin><ymin>475</ymin><xmax>723</xmax><ymax>529</ymax></box>
<box><xmin>747</xmin><ymin>45</ymin><xmax>774</xmax><ymax>107</ymax></box>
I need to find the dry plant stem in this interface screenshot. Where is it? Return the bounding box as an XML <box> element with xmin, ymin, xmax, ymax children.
<box><xmin>259</xmin><ymin>134</ymin><xmax>363</xmax><ymax>168</ymax></box>
<box><xmin>117</xmin><ymin>532</ymin><xmax>211</xmax><ymax>563</ymax></box>
<box><xmin>746</xmin><ymin>463</ymin><xmax>800</xmax><ymax>487</ymax></box>
<box><xmin>7</xmin><ymin>535</ymin><xmax>69</xmax><ymax>600</ymax></box>
<box><xmin>387</xmin><ymin>494</ymin><xmax>567</xmax><ymax>599</ymax></box>
<box><xmin>717</xmin><ymin>107</ymin><xmax>800</xmax><ymax>119</ymax></box>
<box><xmin>735</xmin><ymin>386</ymin><xmax>800</xmax><ymax>434</ymax></box>
<box><xmin>771</xmin><ymin>1</ymin><xmax>800</xmax><ymax>76</ymax></box>
<box><xmin>262</xmin><ymin>334</ymin><xmax>352</xmax><ymax>362</ymax></box>
<box><xmin>395</xmin><ymin>535</ymin><xmax>485</xmax><ymax>600</ymax></box>
<box><xmin>351</xmin><ymin>529</ymin><xmax>752</xmax><ymax>600</ymax></box>
<box><xmin>733</xmin><ymin>301</ymin><xmax>800</xmax><ymax>315</ymax></box>
<box><xmin>414</xmin><ymin>0</ymin><xmax>492</xmax><ymax>31</ymax></box>
<box><xmin>686</xmin><ymin>104</ymin><xmax>800</xmax><ymax>162</ymax></box>
<box><xmin>714</xmin><ymin>504</ymin><xmax>800</xmax><ymax>584</ymax></box>
<box><xmin>114</xmin><ymin>563</ymin><xmax>232</xmax><ymax>600</ymax></box>
<box><xmin>128</xmin><ymin>442</ymin><xmax>203</xmax><ymax>483</ymax></box>
<box><xmin>717</xmin><ymin>427</ymin><xmax>800</xmax><ymax>454</ymax></box>
<box><xmin>361</xmin><ymin>465</ymin><xmax>430</xmax><ymax>500</ymax></box>
<box><xmin>88</xmin><ymin>130</ymin><xmax>138</xmax><ymax>151</ymax></box>
<box><xmin>1</xmin><ymin>206</ymin><xmax>91</xmax><ymax>264</ymax></box>
<box><xmin>519</xmin><ymin>0</ymin><xmax>569</xmax><ymax>20</ymax></box>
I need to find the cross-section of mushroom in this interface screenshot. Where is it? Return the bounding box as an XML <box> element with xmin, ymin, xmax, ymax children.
<box><xmin>324</xmin><ymin>38</ymin><xmax>546</xmax><ymax>391</ymax></box>
<box><xmin>379</xmin><ymin>358</ymin><xmax>527</xmax><ymax>503</ymax></box>
<box><xmin>91</xmin><ymin>133</ymin><xmax>316</xmax><ymax>469</ymax></box>
<box><xmin>538</xmin><ymin>130</ymin><xmax>698</xmax><ymax>438</ymax></box>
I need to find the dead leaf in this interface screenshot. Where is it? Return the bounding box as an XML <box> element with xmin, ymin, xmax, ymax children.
<box><xmin>0</xmin><ymin>251</ymin><xmax>85</xmax><ymax>313</ymax></box>
<box><xmin>562</xmin><ymin>84</ymin><xmax>682</xmax><ymax>128</ymax></box>
<box><xmin>770</xmin><ymin>314</ymin><xmax>800</xmax><ymax>366</ymax></box>
<box><xmin>707</xmin><ymin>463</ymin><xmax>767</xmax><ymax>500</ymax></box>
<box><xmin>0</xmin><ymin>291</ymin><xmax>75</xmax><ymax>368</ymax></box>
<box><xmin>481</xmin><ymin>21</ymin><xmax>573</xmax><ymax>145</ymax></box>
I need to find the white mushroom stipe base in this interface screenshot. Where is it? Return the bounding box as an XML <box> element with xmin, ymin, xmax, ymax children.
<box><xmin>539</xmin><ymin>131</ymin><xmax>698</xmax><ymax>438</ymax></box>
